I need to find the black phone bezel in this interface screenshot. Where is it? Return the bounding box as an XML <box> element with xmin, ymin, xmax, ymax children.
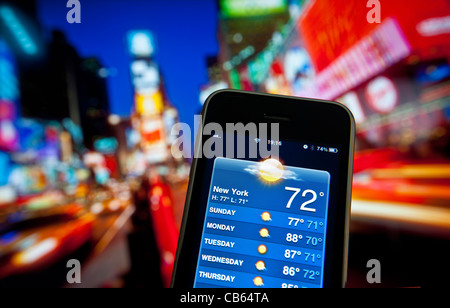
<box><xmin>171</xmin><ymin>89</ymin><xmax>355</xmax><ymax>288</ymax></box>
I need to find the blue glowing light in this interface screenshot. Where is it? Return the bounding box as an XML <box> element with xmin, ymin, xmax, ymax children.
<box><xmin>0</xmin><ymin>6</ymin><xmax>38</xmax><ymax>55</ymax></box>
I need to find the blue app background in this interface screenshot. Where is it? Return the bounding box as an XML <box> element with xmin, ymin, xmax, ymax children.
<box><xmin>194</xmin><ymin>157</ymin><xmax>330</xmax><ymax>288</ymax></box>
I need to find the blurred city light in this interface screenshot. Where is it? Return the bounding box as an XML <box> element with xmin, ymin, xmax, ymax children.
<box><xmin>127</xmin><ymin>30</ymin><xmax>156</xmax><ymax>58</ymax></box>
<box><xmin>0</xmin><ymin>6</ymin><xmax>38</xmax><ymax>55</ymax></box>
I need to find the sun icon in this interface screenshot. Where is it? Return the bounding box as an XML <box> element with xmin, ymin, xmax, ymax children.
<box><xmin>259</xmin><ymin>158</ymin><xmax>284</xmax><ymax>183</ymax></box>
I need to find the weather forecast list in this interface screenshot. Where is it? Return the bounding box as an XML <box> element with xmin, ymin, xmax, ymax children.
<box><xmin>194</xmin><ymin>157</ymin><xmax>331</xmax><ymax>288</ymax></box>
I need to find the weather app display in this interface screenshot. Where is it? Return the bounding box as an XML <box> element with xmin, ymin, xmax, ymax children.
<box><xmin>194</xmin><ymin>157</ymin><xmax>331</xmax><ymax>288</ymax></box>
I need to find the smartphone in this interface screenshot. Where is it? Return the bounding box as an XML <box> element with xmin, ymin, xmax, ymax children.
<box><xmin>171</xmin><ymin>90</ymin><xmax>355</xmax><ymax>288</ymax></box>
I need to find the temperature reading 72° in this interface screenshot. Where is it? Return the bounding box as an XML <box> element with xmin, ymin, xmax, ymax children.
<box><xmin>285</xmin><ymin>187</ymin><xmax>326</xmax><ymax>214</ymax></box>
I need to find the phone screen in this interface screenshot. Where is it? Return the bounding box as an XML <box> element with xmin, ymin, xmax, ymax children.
<box><xmin>192</xmin><ymin>138</ymin><xmax>340</xmax><ymax>288</ymax></box>
<box><xmin>171</xmin><ymin>91</ymin><xmax>354</xmax><ymax>289</ymax></box>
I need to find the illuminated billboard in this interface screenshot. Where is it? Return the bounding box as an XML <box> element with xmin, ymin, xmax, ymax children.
<box><xmin>299</xmin><ymin>0</ymin><xmax>450</xmax><ymax>72</ymax></box>
<box><xmin>220</xmin><ymin>0</ymin><xmax>288</xmax><ymax>18</ymax></box>
<box><xmin>140</xmin><ymin>117</ymin><xmax>168</xmax><ymax>164</ymax></box>
<box><xmin>296</xmin><ymin>18</ymin><xmax>412</xmax><ymax>100</ymax></box>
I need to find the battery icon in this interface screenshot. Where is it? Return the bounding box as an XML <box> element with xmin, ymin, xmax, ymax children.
<box><xmin>329</xmin><ymin>148</ymin><xmax>338</xmax><ymax>153</ymax></box>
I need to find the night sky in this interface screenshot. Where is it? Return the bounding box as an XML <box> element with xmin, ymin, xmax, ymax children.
<box><xmin>36</xmin><ymin>0</ymin><xmax>219</xmax><ymax>127</ymax></box>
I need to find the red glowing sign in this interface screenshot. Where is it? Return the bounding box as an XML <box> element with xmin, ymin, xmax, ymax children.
<box><xmin>299</xmin><ymin>0</ymin><xmax>450</xmax><ymax>72</ymax></box>
<box><xmin>297</xmin><ymin>18</ymin><xmax>411</xmax><ymax>100</ymax></box>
